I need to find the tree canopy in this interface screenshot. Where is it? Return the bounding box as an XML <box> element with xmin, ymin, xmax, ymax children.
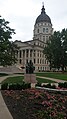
<box><xmin>0</xmin><ymin>16</ymin><xmax>17</xmax><ymax>66</ymax></box>
<box><xmin>43</xmin><ymin>29</ymin><xmax>67</xmax><ymax>72</ymax></box>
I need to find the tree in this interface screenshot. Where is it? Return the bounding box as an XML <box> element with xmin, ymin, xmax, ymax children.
<box><xmin>43</xmin><ymin>29</ymin><xmax>67</xmax><ymax>72</ymax></box>
<box><xmin>0</xmin><ymin>16</ymin><xmax>17</xmax><ymax>66</ymax></box>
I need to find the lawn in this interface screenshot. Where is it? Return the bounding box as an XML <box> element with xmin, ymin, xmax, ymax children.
<box><xmin>36</xmin><ymin>77</ymin><xmax>56</xmax><ymax>83</ymax></box>
<box><xmin>1</xmin><ymin>76</ymin><xmax>56</xmax><ymax>84</ymax></box>
<box><xmin>36</xmin><ymin>72</ymin><xmax>67</xmax><ymax>81</ymax></box>
<box><xmin>2</xmin><ymin>76</ymin><xmax>24</xmax><ymax>84</ymax></box>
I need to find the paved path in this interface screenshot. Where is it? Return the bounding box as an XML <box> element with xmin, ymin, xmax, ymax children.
<box><xmin>0</xmin><ymin>74</ymin><xmax>23</xmax><ymax>119</ymax></box>
<box><xmin>0</xmin><ymin>91</ymin><xmax>13</xmax><ymax>119</ymax></box>
<box><xmin>0</xmin><ymin>74</ymin><xmax>67</xmax><ymax>119</ymax></box>
<box><xmin>36</xmin><ymin>76</ymin><xmax>67</xmax><ymax>83</ymax></box>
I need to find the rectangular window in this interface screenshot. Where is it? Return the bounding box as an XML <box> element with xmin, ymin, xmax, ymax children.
<box><xmin>43</xmin><ymin>36</ymin><xmax>45</xmax><ymax>42</ymax></box>
<box><xmin>19</xmin><ymin>59</ymin><xmax>21</xmax><ymax>64</ymax></box>
<box><xmin>38</xmin><ymin>59</ymin><xmax>39</xmax><ymax>64</ymax></box>
<box><xmin>46</xmin><ymin>28</ymin><xmax>48</xmax><ymax>33</ymax></box>
<box><xmin>26</xmin><ymin>59</ymin><xmax>28</xmax><ymax>63</ymax></box>
<box><xmin>34</xmin><ymin>59</ymin><xmax>36</xmax><ymax>64</ymax></box>
<box><xmin>46</xmin><ymin>36</ymin><xmax>48</xmax><ymax>40</ymax></box>
<box><xmin>37</xmin><ymin>29</ymin><xmax>39</xmax><ymax>33</ymax></box>
<box><xmin>43</xmin><ymin>28</ymin><xmax>45</xmax><ymax>32</ymax></box>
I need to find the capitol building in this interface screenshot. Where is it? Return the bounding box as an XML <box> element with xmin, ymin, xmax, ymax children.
<box><xmin>15</xmin><ymin>4</ymin><xmax>53</xmax><ymax>72</ymax></box>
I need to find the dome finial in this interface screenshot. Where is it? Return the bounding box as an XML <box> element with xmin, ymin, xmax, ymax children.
<box><xmin>42</xmin><ymin>2</ymin><xmax>44</xmax><ymax>7</ymax></box>
<box><xmin>41</xmin><ymin>2</ymin><xmax>45</xmax><ymax>14</ymax></box>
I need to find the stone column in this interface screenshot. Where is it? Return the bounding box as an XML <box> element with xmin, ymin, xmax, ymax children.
<box><xmin>36</xmin><ymin>50</ymin><xmax>37</xmax><ymax>64</ymax></box>
<box><xmin>17</xmin><ymin>51</ymin><xmax>20</xmax><ymax>64</ymax></box>
<box><xmin>32</xmin><ymin>50</ymin><xmax>34</xmax><ymax>62</ymax></box>
<box><xmin>22</xmin><ymin>50</ymin><xmax>23</xmax><ymax>65</ymax></box>
<box><xmin>25</xmin><ymin>50</ymin><xmax>26</xmax><ymax>65</ymax></box>
<box><xmin>29</xmin><ymin>49</ymin><xmax>30</xmax><ymax>60</ymax></box>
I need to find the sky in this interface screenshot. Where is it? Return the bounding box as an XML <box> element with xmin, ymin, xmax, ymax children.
<box><xmin>0</xmin><ymin>0</ymin><xmax>67</xmax><ymax>42</ymax></box>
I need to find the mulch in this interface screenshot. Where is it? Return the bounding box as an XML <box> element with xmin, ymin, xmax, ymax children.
<box><xmin>1</xmin><ymin>89</ymin><xmax>67</xmax><ymax>119</ymax></box>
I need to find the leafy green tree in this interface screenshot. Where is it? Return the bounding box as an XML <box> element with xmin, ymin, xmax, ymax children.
<box><xmin>0</xmin><ymin>16</ymin><xmax>17</xmax><ymax>66</ymax></box>
<box><xmin>43</xmin><ymin>29</ymin><xmax>67</xmax><ymax>72</ymax></box>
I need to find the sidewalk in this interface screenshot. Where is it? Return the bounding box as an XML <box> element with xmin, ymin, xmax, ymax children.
<box><xmin>0</xmin><ymin>74</ymin><xmax>23</xmax><ymax>119</ymax></box>
<box><xmin>0</xmin><ymin>92</ymin><xmax>13</xmax><ymax>119</ymax></box>
<box><xmin>0</xmin><ymin>75</ymin><xmax>14</xmax><ymax>119</ymax></box>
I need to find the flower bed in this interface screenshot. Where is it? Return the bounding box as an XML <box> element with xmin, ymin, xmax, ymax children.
<box><xmin>1</xmin><ymin>89</ymin><xmax>67</xmax><ymax>119</ymax></box>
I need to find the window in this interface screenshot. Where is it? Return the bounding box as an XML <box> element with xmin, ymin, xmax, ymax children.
<box><xmin>19</xmin><ymin>59</ymin><xmax>21</xmax><ymax>64</ymax></box>
<box><xmin>43</xmin><ymin>36</ymin><xmax>45</xmax><ymax>41</ymax></box>
<box><xmin>37</xmin><ymin>59</ymin><xmax>39</xmax><ymax>64</ymax></box>
<box><xmin>38</xmin><ymin>52</ymin><xmax>39</xmax><ymax>57</ymax></box>
<box><xmin>43</xmin><ymin>28</ymin><xmax>45</xmax><ymax>32</ymax></box>
<box><xmin>37</xmin><ymin>29</ymin><xmax>39</xmax><ymax>33</ymax></box>
<box><xmin>34</xmin><ymin>59</ymin><xmax>36</xmax><ymax>64</ymax></box>
<box><xmin>38</xmin><ymin>67</ymin><xmax>39</xmax><ymax>70</ymax></box>
<box><xmin>46</xmin><ymin>36</ymin><xmax>48</xmax><ymax>40</ymax></box>
<box><xmin>46</xmin><ymin>28</ymin><xmax>48</xmax><ymax>33</ymax></box>
<box><xmin>26</xmin><ymin>59</ymin><xmax>28</xmax><ymax>63</ymax></box>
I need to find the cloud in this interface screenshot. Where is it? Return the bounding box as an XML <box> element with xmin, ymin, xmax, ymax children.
<box><xmin>0</xmin><ymin>0</ymin><xmax>67</xmax><ymax>41</ymax></box>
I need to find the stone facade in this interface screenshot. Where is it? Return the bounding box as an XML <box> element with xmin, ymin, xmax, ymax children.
<box><xmin>14</xmin><ymin>4</ymin><xmax>53</xmax><ymax>72</ymax></box>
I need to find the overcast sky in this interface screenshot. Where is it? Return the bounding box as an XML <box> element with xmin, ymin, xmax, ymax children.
<box><xmin>0</xmin><ymin>0</ymin><xmax>67</xmax><ymax>42</ymax></box>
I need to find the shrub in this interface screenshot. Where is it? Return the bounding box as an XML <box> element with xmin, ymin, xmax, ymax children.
<box><xmin>23</xmin><ymin>83</ymin><xmax>31</xmax><ymax>89</ymax></box>
<box><xmin>51</xmin><ymin>85</ymin><xmax>56</xmax><ymax>89</ymax></box>
<box><xmin>35</xmin><ymin>82</ymin><xmax>41</xmax><ymax>87</ymax></box>
<box><xmin>9</xmin><ymin>82</ymin><xmax>31</xmax><ymax>90</ymax></box>
<box><xmin>58</xmin><ymin>83</ymin><xmax>64</xmax><ymax>88</ymax></box>
<box><xmin>64</xmin><ymin>82</ymin><xmax>67</xmax><ymax>88</ymax></box>
<box><xmin>9</xmin><ymin>83</ymin><xmax>22</xmax><ymax>90</ymax></box>
<box><xmin>45</xmin><ymin>83</ymin><xmax>51</xmax><ymax>88</ymax></box>
<box><xmin>58</xmin><ymin>82</ymin><xmax>67</xmax><ymax>88</ymax></box>
<box><xmin>1</xmin><ymin>83</ymin><xmax>8</xmax><ymax>90</ymax></box>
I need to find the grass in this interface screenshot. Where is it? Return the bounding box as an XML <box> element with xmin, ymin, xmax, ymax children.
<box><xmin>1</xmin><ymin>75</ymin><xmax>56</xmax><ymax>84</ymax></box>
<box><xmin>2</xmin><ymin>76</ymin><xmax>24</xmax><ymax>84</ymax></box>
<box><xmin>1</xmin><ymin>72</ymin><xmax>67</xmax><ymax>84</ymax></box>
<box><xmin>36</xmin><ymin>72</ymin><xmax>67</xmax><ymax>81</ymax></box>
<box><xmin>36</xmin><ymin>77</ymin><xmax>56</xmax><ymax>83</ymax></box>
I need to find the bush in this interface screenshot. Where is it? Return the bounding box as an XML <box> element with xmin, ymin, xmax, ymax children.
<box><xmin>45</xmin><ymin>83</ymin><xmax>51</xmax><ymax>88</ymax></box>
<box><xmin>9</xmin><ymin>82</ymin><xmax>31</xmax><ymax>90</ymax></box>
<box><xmin>9</xmin><ymin>83</ymin><xmax>22</xmax><ymax>90</ymax></box>
<box><xmin>23</xmin><ymin>83</ymin><xmax>31</xmax><ymax>89</ymax></box>
<box><xmin>35</xmin><ymin>82</ymin><xmax>41</xmax><ymax>87</ymax></box>
<box><xmin>1</xmin><ymin>83</ymin><xmax>8</xmax><ymax>90</ymax></box>
<box><xmin>51</xmin><ymin>85</ymin><xmax>56</xmax><ymax>89</ymax></box>
<box><xmin>58</xmin><ymin>82</ymin><xmax>67</xmax><ymax>88</ymax></box>
<box><xmin>64</xmin><ymin>82</ymin><xmax>67</xmax><ymax>88</ymax></box>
